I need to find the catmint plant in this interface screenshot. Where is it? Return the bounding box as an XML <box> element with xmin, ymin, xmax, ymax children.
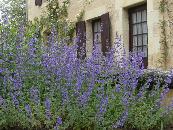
<box><xmin>0</xmin><ymin>17</ymin><xmax>173</xmax><ymax>130</ymax></box>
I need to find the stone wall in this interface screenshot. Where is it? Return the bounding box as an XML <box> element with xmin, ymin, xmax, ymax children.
<box><xmin>27</xmin><ymin>0</ymin><xmax>48</xmax><ymax>20</ymax></box>
<box><xmin>163</xmin><ymin>1</ymin><xmax>173</xmax><ymax>69</ymax></box>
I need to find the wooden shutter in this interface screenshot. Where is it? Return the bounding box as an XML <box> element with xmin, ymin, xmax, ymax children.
<box><xmin>101</xmin><ymin>13</ymin><xmax>111</xmax><ymax>56</ymax></box>
<box><xmin>76</xmin><ymin>21</ymin><xmax>86</xmax><ymax>59</ymax></box>
<box><xmin>35</xmin><ymin>0</ymin><xmax>42</xmax><ymax>6</ymax></box>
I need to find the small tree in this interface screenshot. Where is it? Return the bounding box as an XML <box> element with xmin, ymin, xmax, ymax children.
<box><xmin>40</xmin><ymin>0</ymin><xmax>76</xmax><ymax>43</ymax></box>
<box><xmin>0</xmin><ymin>0</ymin><xmax>27</xmax><ymax>24</ymax></box>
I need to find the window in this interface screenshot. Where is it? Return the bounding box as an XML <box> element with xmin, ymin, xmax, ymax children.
<box><xmin>92</xmin><ymin>19</ymin><xmax>102</xmax><ymax>52</ymax></box>
<box><xmin>75</xmin><ymin>13</ymin><xmax>110</xmax><ymax>58</ymax></box>
<box><xmin>92</xmin><ymin>19</ymin><xmax>101</xmax><ymax>44</ymax></box>
<box><xmin>35</xmin><ymin>0</ymin><xmax>42</xmax><ymax>6</ymax></box>
<box><xmin>129</xmin><ymin>4</ymin><xmax>148</xmax><ymax>68</ymax></box>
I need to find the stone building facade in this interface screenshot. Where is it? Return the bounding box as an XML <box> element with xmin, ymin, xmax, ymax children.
<box><xmin>27</xmin><ymin>0</ymin><xmax>173</xmax><ymax>70</ymax></box>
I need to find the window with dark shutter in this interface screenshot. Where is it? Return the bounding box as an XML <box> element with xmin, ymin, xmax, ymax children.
<box><xmin>101</xmin><ymin>13</ymin><xmax>111</xmax><ymax>56</ymax></box>
<box><xmin>92</xmin><ymin>19</ymin><xmax>102</xmax><ymax>52</ymax></box>
<box><xmin>129</xmin><ymin>4</ymin><xmax>148</xmax><ymax>68</ymax></box>
<box><xmin>35</xmin><ymin>0</ymin><xmax>42</xmax><ymax>6</ymax></box>
<box><xmin>76</xmin><ymin>21</ymin><xmax>86</xmax><ymax>59</ymax></box>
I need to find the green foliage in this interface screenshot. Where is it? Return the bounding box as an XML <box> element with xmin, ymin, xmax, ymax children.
<box><xmin>127</xmin><ymin>91</ymin><xmax>164</xmax><ymax>130</ymax></box>
<box><xmin>0</xmin><ymin>0</ymin><xmax>26</xmax><ymax>24</ymax></box>
<box><xmin>159</xmin><ymin>0</ymin><xmax>168</xmax><ymax>13</ymax></box>
<box><xmin>39</xmin><ymin>0</ymin><xmax>79</xmax><ymax>43</ymax></box>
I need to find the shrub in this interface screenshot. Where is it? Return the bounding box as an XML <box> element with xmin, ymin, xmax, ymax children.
<box><xmin>0</xmin><ymin>16</ymin><xmax>173</xmax><ymax>130</ymax></box>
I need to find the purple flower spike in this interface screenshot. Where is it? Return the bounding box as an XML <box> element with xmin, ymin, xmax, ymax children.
<box><xmin>25</xmin><ymin>104</ymin><xmax>32</xmax><ymax>118</ymax></box>
<box><xmin>99</xmin><ymin>96</ymin><xmax>109</xmax><ymax>115</ymax></box>
<box><xmin>56</xmin><ymin>117</ymin><xmax>62</xmax><ymax>125</ymax></box>
<box><xmin>10</xmin><ymin>93</ymin><xmax>19</xmax><ymax>108</ymax></box>
<box><xmin>54</xmin><ymin>117</ymin><xmax>62</xmax><ymax>130</ymax></box>
<box><xmin>116</xmin><ymin>84</ymin><xmax>121</xmax><ymax>93</ymax></box>
<box><xmin>30</xmin><ymin>87</ymin><xmax>40</xmax><ymax>105</ymax></box>
<box><xmin>45</xmin><ymin>98</ymin><xmax>51</xmax><ymax>120</ymax></box>
<box><xmin>165</xmin><ymin>75</ymin><xmax>172</xmax><ymax>84</ymax></box>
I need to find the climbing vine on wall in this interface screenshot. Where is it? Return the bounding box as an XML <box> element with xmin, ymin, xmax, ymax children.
<box><xmin>40</xmin><ymin>0</ymin><xmax>76</xmax><ymax>43</ymax></box>
<box><xmin>159</xmin><ymin>0</ymin><xmax>173</xmax><ymax>69</ymax></box>
<box><xmin>39</xmin><ymin>0</ymin><xmax>93</xmax><ymax>44</ymax></box>
<box><xmin>31</xmin><ymin>0</ymin><xmax>87</xmax><ymax>44</ymax></box>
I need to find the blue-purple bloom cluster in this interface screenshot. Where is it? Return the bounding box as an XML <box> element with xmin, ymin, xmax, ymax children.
<box><xmin>54</xmin><ymin>117</ymin><xmax>62</xmax><ymax>130</ymax></box>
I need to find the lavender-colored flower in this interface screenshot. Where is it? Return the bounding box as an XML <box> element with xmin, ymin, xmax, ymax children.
<box><xmin>99</xmin><ymin>96</ymin><xmax>109</xmax><ymax>115</ymax></box>
<box><xmin>45</xmin><ymin>98</ymin><xmax>51</xmax><ymax>120</ymax></box>
<box><xmin>78</xmin><ymin>92</ymin><xmax>89</xmax><ymax>106</ymax></box>
<box><xmin>115</xmin><ymin>84</ymin><xmax>121</xmax><ymax>93</ymax></box>
<box><xmin>25</xmin><ymin>104</ymin><xmax>32</xmax><ymax>118</ymax></box>
<box><xmin>165</xmin><ymin>75</ymin><xmax>172</xmax><ymax>84</ymax></box>
<box><xmin>56</xmin><ymin>117</ymin><xmax>62</xmax><ymax>125</ymax></box>
<box><xmin>30</xmin><ymin>87</ymin><xmax>40</xmax><ymax>105</ymax></box>
<box><xmin>61</xmin><ymin>88</ymin><xmax>69</xmax><ymax>105</ymax></box>
<box><xmin>0</xmin><ymin>69</ymin><xmax>4</xmax><ymax>73</ymax></box>
<box><xmin>54</xmin><ymin>117</ymin><xmax>62</xmax><ymax>130</ymax></box>
<box><xmin>3</xmin><ymin>15</ymin><xmax>9</xmax><ymax>25</ymax></box>
<box><xmin>160</xmin><ymin>87</ymin><xmax>170</xmax><ymax>101</ymax></box>
<box><xmin>113</xmin><ymin>110</ymin><xmax>128</xmax><ymax>128</ymax></box>
<box><xmin>10</xmin><ymin>93</ymin><xmax>19</xmax><ymax>108</ymax></box>
<box><xmin>137</xmin><ymin>91</ymin><xmax>143</xmax><ymax>98</ymax></box>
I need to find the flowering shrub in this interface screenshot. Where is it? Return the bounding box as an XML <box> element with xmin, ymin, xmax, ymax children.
<box><xmin>0</xmin><ymin>18</ymin><xmax>173</xmax><ymax>130</ymax></box>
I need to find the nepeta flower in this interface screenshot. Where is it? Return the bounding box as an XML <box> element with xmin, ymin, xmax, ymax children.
<box><xmin>165</xmin><ymin>75</ymin><xmax>172</xmax><ymax>84</ymax></box>
<box><xmin>115</xmin><ymin>84</ymin><xmax>121</xmax><ymax>93</ymax></box>
<box><xmin>10</xmin><ymin>93</ymin><xmax>19</xmax><ymax>108</ymax></box>
<box><xmin>45</xmin><ymin>98</ymin><xmax>51</xmax><ymax>120</ymax></box>
<box><xmin>160</xmin><ymin>87</ymin><xmax>170</xmax><ymax>101</ymax></box>
<box><xmin>25</xmin><ymin>104</ymin><xmax>32</xmax><ymax>118</ymax></box>
<box><xmin>113</xmin><ymin>110</ymin><xmax>128</xmax><ymax>128</ymax></box>
<box><xmin>99</xmin><ymin>96</ymin><xmax>108</xmax><ymax>115</ymax></box>
<box><xmin>54</xmin><ymin>117</ymin><xmax>62</xmax><ymax>130</ymax></box>
<box><xmin>30</xmin><ymin>87</ymin><xmax>40</xmax><ymax>105</ymax></box>
<box><xmin>61</xmin><ymin>88</ymin><xmax>69</xmax><ymax>105</ymax></box>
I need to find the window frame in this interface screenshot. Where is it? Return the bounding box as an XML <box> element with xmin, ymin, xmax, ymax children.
<box><xmin>129</xmin><ymin>4</ymin><xmax>148</xmax><ymax>68</ymax></box>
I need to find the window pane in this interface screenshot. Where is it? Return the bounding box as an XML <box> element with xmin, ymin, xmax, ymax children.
<box><xmin>97</xmin><ymin>22</ymin><xmax>101</xmax><ymax>32</ymax></box>
<box><xmin>142</xmin><ymin>22</ymin><xmax>148</xmax><ymax>33</ymax></box>
<box><xmin>137</xmin><ymin>11</ymin><xmax>142</xmax><ymax>23</ymax></box>
<box><xmin>138</xmin><ymin>35</ymin><xmax>142</xmax><ymax>46</ymax></box>
<box><xmin>95</xmin><ymin>43</ymin><xmax>102</xmax><ymax>52</ymax></box>
<box><xmin>94</xmin><ymin>23</ymin><xmax>98</xmax><ymax>32</ymax></box>
<box><xmin>142</xmin><ymin>10</ymin><xmax>147</xmax><ymax>22</ymax></box>
<box><xmin>133</xmin><ymin>47</ymin><xmax>137</xmax><ymax>52</ymax></box>
<box><xmin>94</xmin><ymin>33</ymin><xmax>101</xmax><ymax>43</ymax></box>
<box><xmin>133</xmin><ymin>36</ymin><xmax>137</xmax><ymax>46</ymax></box>
<box><xmin>133</xmin><ymin>25</ymin><xmax>137</xmax><ymax>35</ymax></box>
<box><xmin>129</xmin><ymin>5</ymin><xmax>148</xmax><ymax>68</ymax></box>
<box><xmin>132</xmin><ymin>13</ymin><xmax>137</xmax><ymax>24</ymax></box>
<box><xmin>137</xmin><ymin>24</ymin><xmax>142</xmax><ymax>34</ymax></box>
<box><xmin>138</xmin><ymin>47</ymin><xmax>142</xmax><ymax>53</ymax></box>
<box><xmin>143</xmin><ymin>46</ymin><xmax>148</xmax><ymax>57</ymax></box>
<box><xmin>143</xmin><ymin>34</ymin><xmax>148</xmax><ymax>45</ymax></box>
